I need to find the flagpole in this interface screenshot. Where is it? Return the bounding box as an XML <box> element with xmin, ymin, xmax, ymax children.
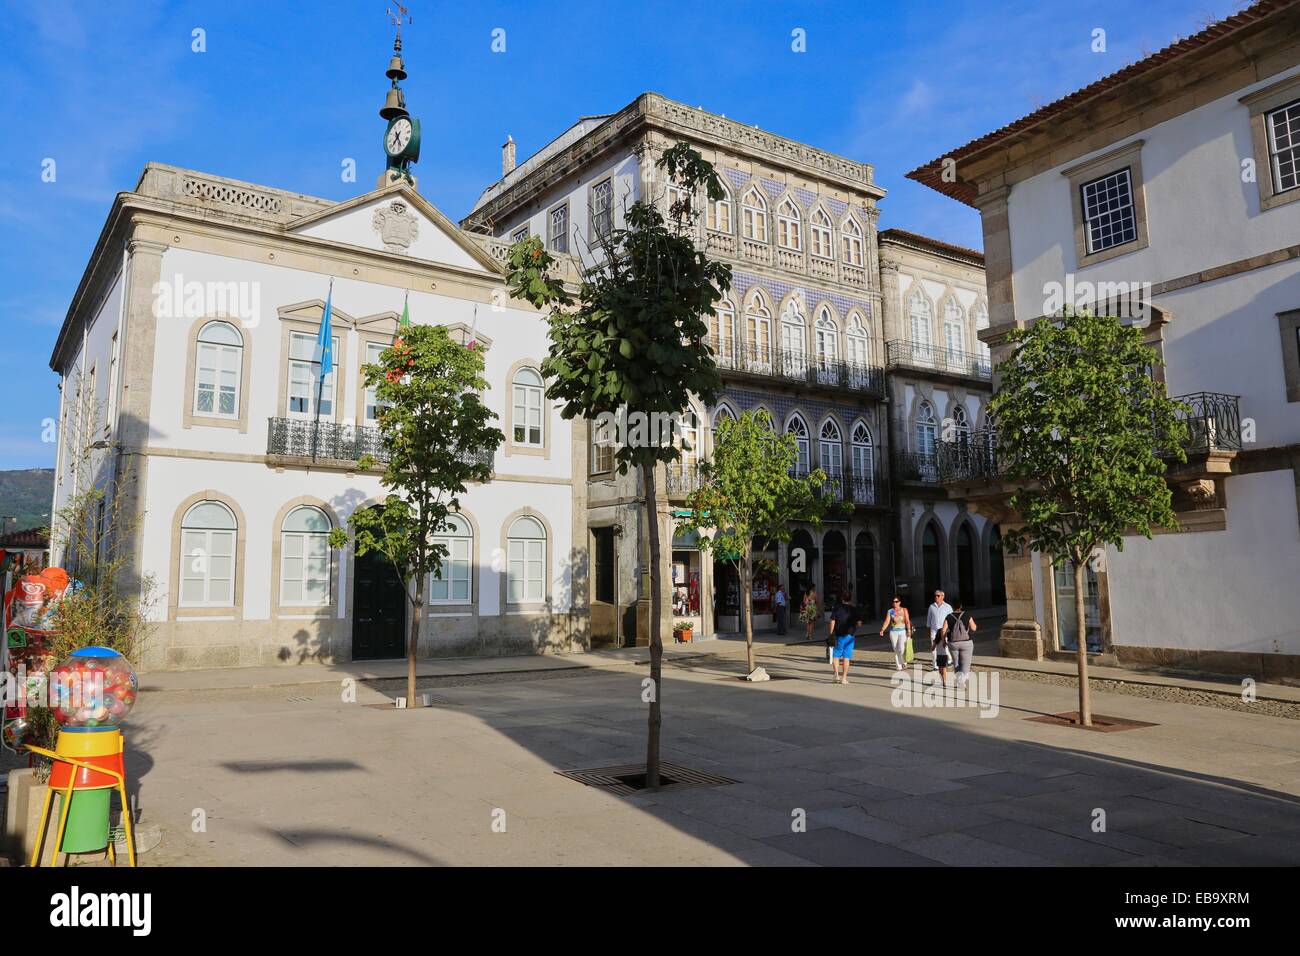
<box><xmin>312</xmin><ymin>279</ymin><xmax>334</xmax><ymax>461</ymax></box>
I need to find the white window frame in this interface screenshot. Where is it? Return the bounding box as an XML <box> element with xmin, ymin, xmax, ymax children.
<box><xmin>179</xmin><ymin>501</ymin><xmax>237</xmax><ymax>608</ymax></box>
<box><xmin>787</xmin><ymin>415</ymin><xmax>810</xmax><ymax>476</ymax></box>
<box><xmin>430</xmin><ymin>514</ymin><xmax>473</xmax><ymax>604</ymax></box>
<box><xmin>280</xmin><ymin>506</ymin><xmax>331</xmax><ymax>606</ymax></box>
<box><xmin>819</xmin><ymin>418</ymin><xmax>843</xmax><ymax>477</ymax></box>
<box><xmin>511</xmin><ymin>367</ymin><xmax>545</xmax><ymax>447</ymax></box>
<box><xmin>507</xmin><ymin>516</ymin><xmax>546</xmax><ymax>604</ymax></box>
<box><xmin>548</xmin><ymin>202</ymin><xmax>569</xmax><ymax>253</ymax></box>
<box><xmin>707</xmin><ymin>182</ymin><xmax>732</xmax><ymax>233</ymax></box>
<box><xmin>841</xmin><ymin>215</ymin><xmax>864</xmax><ymax>266</ymax></box>
<box><xmin>741</xmin><ymin>187</ymin><xmax>768</xmax><ymax>242</ymax></box>
<box><xmin>810</xmin><ymin>209</ymin><xmax>834</xmax><ymax>259</ymax></box>
<box><xmin>194</xmin><ymin>321</ymin><xmax>243</xmax><ymax>419</ymax></box>
<box><xmin>287</xmin><ymin>331</ymin><xmax>338</xmax><ymax>420</ymax></box>
<box><xmin>1080</xmin><ymin>167</ymin><xmax>1138</xmax><ymax>255</ymax></box>
<box><xmin>1266</xmin><ymin>98</ymin><xmax>1300</xmax><ymax>195</ymax></box>
<box><xmin>590</xmin><ymin>178</ymin><xmax>614</xmax><ymax>240</ymax></box>
<box><xmin>776</xmin><ymin>197</ymin><xmax>802</xmax><ymax>251</ymax></box>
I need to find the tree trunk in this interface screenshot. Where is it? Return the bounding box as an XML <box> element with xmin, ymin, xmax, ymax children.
<box><xmin>1074</xmin><ymin>558</ymin><xmax>1092</xmax><ymax>727</ymax></box>
<box><xmin>408</xmin><ymin>578</ymin><xmax>424</xmax><ymax>709</ymax></box>
<box><xmin>644</xmin><ymin>463</ymin><xmax>663</xmax><ymax>790</ymax></box>
<box><xmin>741</xmin><ymin>553</ymin><xmax>755</xmax><ymax>673</ymax></box>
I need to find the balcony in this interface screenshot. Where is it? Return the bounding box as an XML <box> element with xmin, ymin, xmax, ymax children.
<box><xmin>895</xmin><ymin>451</ymin><xmax>940</xmax><ymax>484</ymax></box>
<box><xmin>885</xmin><ymin>340</ymin><xmax>992</xmax><ymax>382</ymax></box>
<box><xmin>705</xmin><ymin>338</ymin><xmax>886</xmax><ymax>398</ymax></box>
<box><xmin>934</xmin><ymin>393</ymin><xmax>1244</xmax><ymax>486</ymax></box>
<box><xmin>666</xmin><ymin>461</ymin><xmax>705</xmax><ymax>499</ymax></box>
<box><xmin>818</xmin><ymin>470</ymin><xmax>889</xmax><ymax>506</ymax></box>
<box><xmin>266</xmin><ymin>417</ymin><xmax>495</xmax><ymax>472</ymax></box>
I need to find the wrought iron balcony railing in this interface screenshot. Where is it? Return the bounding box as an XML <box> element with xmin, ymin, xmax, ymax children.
<box><xmin>895</xmin><ymin>451</ymin><xmax>940</xmax><ymax>483</ymax></box>
<box><xmin>885</xmin><ymin>340</ymin><xmax>992</xmax><ymax>381</ymax></box>
<box><xmin>266</xmin><ymin>417</ymin><xmax>495</xmax><ymax>471</ymax></box>
<box><xmin>933</xmin><ymin>393</ymin><xmax>1242</xmax><ymax>483</ymax></box>
<box><xmin>706</xmin><ymin>337</ymin><xmax>885</xmax><ymax>396</ymax></box>
<box><xmin>666</xmin><ymin>461</ymin><xmax>703</xmax><ymax>495</ymax></box>
<box><xmin>1176</xmin><ymin>392</ymin><xmax>1242</xmax><ymax>453</ymax></box>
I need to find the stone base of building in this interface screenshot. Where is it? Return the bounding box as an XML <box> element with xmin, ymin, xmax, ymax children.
<box><xmin>137</xmin><ymin>612</ymin><xmax>588</xmax><ymax>672</ymax></box>
<box><xmin>997</xmin><ymin>620</ymin><xmax>1044</xmax><ymax>660</ymax></box>
<box><xmin>1114</xmin><ymin>645</ymin><xmax>1300</xmax><ymax>682</ymax></box>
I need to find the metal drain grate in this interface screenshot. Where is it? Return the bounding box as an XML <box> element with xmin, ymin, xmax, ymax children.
<box><xmin>556</xmin><ymin>762</ymin><xmax>737</xmax><ymax>796</ymax></box>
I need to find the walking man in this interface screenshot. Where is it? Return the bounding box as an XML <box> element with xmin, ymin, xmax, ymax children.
<box><xmin>927</xmin><ymin>589</ymin><xmax>953</xmax><ymax>672</ymax></box>
<box><xmin>827</xmin><ymin>589</ymin><xmax>862</xmax><ymax>684</ymax></box>
<box><xmin>774</xmin><ymin>583</ymin><xmax>788</xmax><ymax>636</ymax></box>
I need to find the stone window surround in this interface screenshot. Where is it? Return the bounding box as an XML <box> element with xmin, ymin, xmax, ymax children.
<box><xmin>588</xmin><ymin>176</ymin><xmax>614</xmax><ymax>242</ymax></box>
<box><xmin>169</xmin><ymin>490</ymin><xmax>247</xmax><ymax>622</ymax></box>
<box><xmin>1278</xmin><ymin>307</ymin><xmax>1300</xmax><ymax>403</ymax></box>
<box><xmin>547</xmin><ymin>199</ymin><xmax>571</xmax><ymax>253</ymax></box>
<box><xmin>1062</xmin><ymin>139</ymin><xmax>1150</xmax><ymax>269</ymax></box>
<box><xmin>428</xmin><ymin>508</ymin><xmax>481</xmax><ymax>611</ymax></box>
<box><xmin>276</xmin><ymin>311</ymin><xmax>351</xmax><ymax>424</ymax></box>
<box><xmin>707</xmin><ymin>179</ymin><xmax>733</xmax><ymax>234</ymax></box>
<box><xmin>180</xmin><ymin>315</ymin><xmax>252</xmax><ymax>433</ymax></box>
<box><xmin>1241</xmin><ymin>72</ymin><xmax>1300</xmax><ymax>213</ymax></box>
<box><xmin>740</xmin><ymin>185</ymin><xmax>769</xmax><ymax>241</ymax></box>
<box><xmin>500</xmin><ymin>507</ymin><xmax>553</xmax><ymax>611</ymax></box>
<box><xmin>504</xmin><ymin>358</ymin><xmax>551</xmax><ymax>460</ymax></box>
<box><xmin>354</xmin><ymin>314</ymin><xmax>400</xmax><ymax>427</ymax></box>
<box><xmin>269</xmin><ymin>497</ymin><xmax>341</xmax><ymax>618</ymax></box>
<box><xmin>775</xmin><ymin>192</ymin><xmax>804</xmax><ymax>251</ymax></box>
<box><xmin>840</xmin><ymin>212</ymin><xmax>866</xmax><ymax>266</ymax></box>
<box><xmin>1037</xmin><ymin>552</ymin><xmax>1114</xmax><ymax>656</ymax></box>
<box><xmin>589</xmin><ymin>417</ymin><xmax>615</xmax><ymax>477</ymax></box>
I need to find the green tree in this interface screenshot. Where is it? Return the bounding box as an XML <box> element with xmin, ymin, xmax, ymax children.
<box><xmin>989</xmin><ymin>309</ymin><xmax>1187</xmax><ymax>726</ymax></box>
<box><xmin>329</xmin><ymin>323</ymin><xmax>503</xmax><ymax>708</ymax></box>
<box><xmin>506</xmin><ymin>142</ymin><xmax>730</xmax><ymax>789</ymax></box>
<box><xmin>677</xmin><ymin>410</ymin><xmax>845</xmax><ymax>674</ymax></box>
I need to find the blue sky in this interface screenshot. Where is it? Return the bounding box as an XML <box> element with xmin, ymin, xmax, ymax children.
<box><xmin>0</xmin><ymin>0</ymin><xmax>1242</xmax><ymax>469</ymax></box>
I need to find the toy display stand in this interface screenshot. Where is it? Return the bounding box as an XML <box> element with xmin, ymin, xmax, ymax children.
<box><xmin>25</xmin><ymin>727</ymin><xmax>137</xmax><ymax>866</ymax></box>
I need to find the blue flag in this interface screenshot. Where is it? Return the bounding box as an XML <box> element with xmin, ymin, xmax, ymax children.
<box><xmin>315</xmin><ymin>281</ymin><xmax>334</xmax><ymax>380</ymax></box>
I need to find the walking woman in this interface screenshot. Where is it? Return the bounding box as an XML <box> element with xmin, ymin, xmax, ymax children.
<box><xmin>800</xmin><ymin>586</ymin><xmax>821</xmax><ymax>642</ymax></box>
<box><xmin>941</xmin><ymin>598</ymin><xmax>978</xmax><ymax>690</ymax></box>
<box><xmin>879</xmin><ymin>595</ymin><xmax>912</xmax><ymax>672</ymax></box>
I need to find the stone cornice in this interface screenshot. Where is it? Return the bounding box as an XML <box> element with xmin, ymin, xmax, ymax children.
<box><xmin>462</xmin><ymin>91</ymin><xmax>883</xmax><ymax>231</ymax></box>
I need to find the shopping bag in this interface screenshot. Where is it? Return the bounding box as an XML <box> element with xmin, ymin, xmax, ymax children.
<box><xmin>904</xmin><ymin>636</ymin><xmax>915</xmax><ymax>664</ymax></box>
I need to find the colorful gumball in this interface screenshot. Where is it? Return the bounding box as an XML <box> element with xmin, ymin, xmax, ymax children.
<box><xmin>45</xmin><ymin>648</ymin><xmax>138</xmax><ymax>730</ymax></box>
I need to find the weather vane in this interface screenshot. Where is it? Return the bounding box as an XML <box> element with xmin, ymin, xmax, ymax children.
<box><xmin>387</xmin><ymin>2</ymin><xmax>412</xmax><ymax>49</ymax></box>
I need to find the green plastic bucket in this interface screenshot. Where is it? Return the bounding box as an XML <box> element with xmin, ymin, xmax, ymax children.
<box><xmin>55</xmin><ymin>788</ymin><xmax>112</xmax><ymax>853</ymax></box>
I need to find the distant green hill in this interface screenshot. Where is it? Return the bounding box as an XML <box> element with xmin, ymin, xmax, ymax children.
<box><xmin>0</xmin><ymin>469</ymin><xmax>54</xmax><ymax>531</ymax></box>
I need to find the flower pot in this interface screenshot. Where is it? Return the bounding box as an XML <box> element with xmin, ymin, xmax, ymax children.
<box><xmin>673</xmin><ymin>628</ymin><xmax>693</xmax><ymax>643</ymax></box>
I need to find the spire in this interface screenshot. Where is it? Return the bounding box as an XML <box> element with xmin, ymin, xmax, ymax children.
<box><xmin>380</xmin><ymin>4</ymin><xmax>411</xmax><ymax>119</ymax></box>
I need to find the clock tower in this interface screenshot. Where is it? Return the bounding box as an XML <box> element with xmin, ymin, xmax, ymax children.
<box><xmin>377</xmin><ymin>11</ymin><xmax>420</xmax><ymax>189</ymax></box>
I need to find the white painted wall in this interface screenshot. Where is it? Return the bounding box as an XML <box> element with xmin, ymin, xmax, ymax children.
<box><xmin>494</xmin><ymin>151</ymin><xmax>640</xmax><ymax>248</ymax></box>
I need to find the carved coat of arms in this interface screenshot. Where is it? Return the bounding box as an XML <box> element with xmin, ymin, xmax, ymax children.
<box><xmin>372</xmin><ymin>199</ymin><xmax>420</xmax><ymax>254</ymax></box>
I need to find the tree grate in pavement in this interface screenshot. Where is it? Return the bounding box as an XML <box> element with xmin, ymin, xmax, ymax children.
<box><xmin>1025</xmin><ymin>711</ymin><xmax>1157</xmax><ymax>732</ymax></box>
<box><xmin>556</xmin><ymin>762</ymin><xmax>738</xmax><ymax>795</ymax></box>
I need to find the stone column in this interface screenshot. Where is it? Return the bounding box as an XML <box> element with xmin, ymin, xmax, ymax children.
<box><xmin>997</xmin><ymin>522</ymin><xmax>1043</xmax><ymax>660</ymax></box>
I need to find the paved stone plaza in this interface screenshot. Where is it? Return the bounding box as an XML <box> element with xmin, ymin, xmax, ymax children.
<box><xmin>75</xmin><ymin>642</ymin><xmax>1298</xmax><ymax>867</ymax></box>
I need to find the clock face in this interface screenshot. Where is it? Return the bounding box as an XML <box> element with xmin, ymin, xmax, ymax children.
<box><xmin>386</xmin><ymin>118</ymin><xmax>413</xmax><ymax>157</ymax></box>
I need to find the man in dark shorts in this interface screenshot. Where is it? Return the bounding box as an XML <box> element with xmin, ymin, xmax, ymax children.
<box><xmin>826</xmin><ymin>590</ymin><xmax>862</xmax><ymax>685</ymax></box>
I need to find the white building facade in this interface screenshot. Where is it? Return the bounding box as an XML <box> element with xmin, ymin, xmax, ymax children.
<box><xmin>49</xmin><ymin>165</ymin><xmax>584</xmax><ymax>671</ymax></box>
<box><xmin>912</xmin><ymin>3</ymin><xmax>1300</xmax><ymax>678</ymax></box>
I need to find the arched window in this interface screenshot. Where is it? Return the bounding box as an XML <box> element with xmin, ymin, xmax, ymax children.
<box><xmin>180</xmin><ymin>501</ymin><xmax>236</xmax><ymax>607</ymax></box>
<box><xmin>776</xmin><ymin>197</ymin><xmax>802</xmax><ymax>251</ymax></box>
<box><xmin>952</xmin><ymin>404</ymin><xmax>971</xmax><ymax>448</ymax></box>
<box><xmin>841</xmin><ymin>215</ymin><xmax>864</xmax><ymax>266</ymax></box>
<box><xmin>786</xmin><ymin>414</ymin><xmax>810</xmax><ymax>475</ymax></box>
<box><xmin>846</xmin><ymin>311</ymin><xmax>872</xmax><ymax>373</ymax></box>
<box><xmin>810</xmin><ymin>209</ymin><xmax>834</xmax><ymax>259</ymax></box>
<box><xmin>819</xmin><ymin>418</ymin><xmax>843</xmax><ymax>477</ymax></box>
<box><xmin>677</xmin><ymin>408</ymin><xmax>701</xmax><ymax>467</ymax></box>
<box><xmin>909</xmin><ymin>292</ymin><xmax>934</xmax><ymax>352</ymax></box>
<box><xmin>741</xmin><ymin>187</ymin><xmax>768</xmax><ymax>242</ymax></box>
<box><xmin>983</xmin><ymin>408</ymin><xmax>996</xmax><ymax>458</ymax></box>
<box><xmin>194</xmin><ymin>321</ymin><xmax>242</xmax><ymax>418</ymax></box>
<box><xmin>851</xmin><ymin>421</ymin><xmax>875</xmax><ymax>502</ymax></box>
<box><xmin>745</xmin><ymin>291</ymin><xmax>773</xmax><ymax>371</ymax></box>
<box><xmin>779</xmin><ymin>298</ymin><xmax>807</xmax><ymax>375</ymax></box>
<box><xmin>915</xmin><ymin>401</ymin><xmax>938</xmax><ymax>458</ymax></box>
<box><xmin>511</xmin><ymin>367</ymin><xmax>544</xmax><ymax>446</ymax></box>
<box><xmin>507</xmin><ymin>515</ymin><xmax>547</xmax><ymax>603</ymax></box>
<box><xmin>816</xmin><ymin>308</ymin><xmax>837</xmax><ymax>371</ymax></box>
<box><xmin>431</xmin><ymin>514</ymin><xmax>472</xmax><ymax>603</ymax></box>
<box><xmin>943</xmin><ymin>298</ymin><xmax>966</xmax><ymax>363</ymax></box>
<box><xmin>280</xmin><ymin>505</ymin><xmax>331</xmax><ymax>605</ymax></box>
<box><xmin>707</xmin><ymin>180</ymin><xmax>732</xmax><ymax>233</ymax></box>
<box><xmin>713</xmin><ymin>403</ymin><xmax>736</xmax><ymax>426</ymax></box>
<box><xmin>710</xmin><ymin>299</ymin><xmax>736</xmax><ymax>368</ymax></box>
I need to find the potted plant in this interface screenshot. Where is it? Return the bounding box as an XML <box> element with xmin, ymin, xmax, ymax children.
<box><xmin>672</xmin><ymin>621</ymin><xmax>694</xmax><ymax>643</ymax></box>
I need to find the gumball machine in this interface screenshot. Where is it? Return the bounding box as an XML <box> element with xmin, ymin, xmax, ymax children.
<box><xmin>28</xmin><ymin>647</ymin><xmax>138</xmax><ymax>866</ymax></box>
